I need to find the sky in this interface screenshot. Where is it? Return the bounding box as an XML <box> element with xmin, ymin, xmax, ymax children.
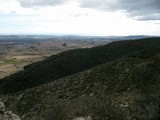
<box><xmin>0</xmin><ymin>0</ymin><xmax>160</xmax><ymax>36</ymax></box>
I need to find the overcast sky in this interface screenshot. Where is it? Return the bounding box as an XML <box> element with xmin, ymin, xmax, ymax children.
<box><xmin>0</xmin><ymin>0</ymin><xmax>160</xmax><ymax>36</ymax></box>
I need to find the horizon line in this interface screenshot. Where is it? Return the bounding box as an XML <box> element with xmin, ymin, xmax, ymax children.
<box><xmin>0</xmin><ymin>34</ymin><xmax>159</xmax><ymax>37</ymax></box>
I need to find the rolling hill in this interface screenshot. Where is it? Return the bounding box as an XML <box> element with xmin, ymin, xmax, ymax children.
<box><xmin>1</xmin><ymin>57</ymin><xmax>160</xmax><ymax>120</ymax></box>
<box><xmin>1</xmin><ymin>37</ymin><xmax>160</xmax><ymax>120</ymax></box>
<box><xmin>1</xmin><ymin>38</ymin><xmax>160</xmax><ymax>94</ymax></box>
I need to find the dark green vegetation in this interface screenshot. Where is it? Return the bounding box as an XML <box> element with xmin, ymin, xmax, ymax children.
<box><xmin>1</xmin><ymin>38</ymin><xmax>160</xmax><ymax>94</ymax></box>
<box><xmin>1</xmin><ymin>37</ymin><xmax>160</xmax><ymax>120</ymax></box>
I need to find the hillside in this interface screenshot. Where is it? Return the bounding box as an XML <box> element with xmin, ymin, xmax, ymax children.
<box><xmin>1</xmin><ymin>57</ymin><xmax>160</xmax><ymax>120</ymax></box>
<box><xmin>1</xmin><ymin>38</ymin><xmax>160</xmax><ymax>94</ymax></box>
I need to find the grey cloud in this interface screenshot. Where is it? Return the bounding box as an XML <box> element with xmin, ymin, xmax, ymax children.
<box><xmin>119</xmin><ymin>0</ymin><xmax>160</xmax><ymax>20</ymax></box>
<box><xmin>18</xmin><ymin>0</ymin><xmax>69</xmax><ymax>8</ymax></box>
<box><xmin>18</xmin><ymin>0</ymin><xmax>160</xmax><ymax>21</ymax></box>
<box><xmin>79</xmin><ymin>0</ymin><xmax>160</xmax><ymax>21</ymax></box>
<box><xmin>79</xmin><ymin>0</ymin><xmax>119</xmax><ymax>11</ymax></box>
<box><xmin>131</xmin><ymin>13</ymin><xmax>160</xmax><ymax>21</ymax></box>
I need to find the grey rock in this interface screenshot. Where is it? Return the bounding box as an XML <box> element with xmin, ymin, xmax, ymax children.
<box><xmin>0</xmin><ymin>99</ymin><xmax>21</xmax><ymax>120</ymax></box>
<box><xmin>0</xmin><ymin>99</ymin><xmax>5</xmax><ymax>113</ymax></box>
<box><xmin>73</xmin><ymin>116</ymin><xmax>92</xmax><ymax>120</ymax></box>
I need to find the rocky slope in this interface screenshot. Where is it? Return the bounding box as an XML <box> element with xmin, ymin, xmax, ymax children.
<box><xmin>1</xmin><ymin>57</ymin><xmax>160</xmax><ymax>120</ymax></box>
<box><xmin>1</xmin><ymin>38</ymin><xmax>160</xmax><ymax>120</ymax></box>
<box><xmin>0</xmin><ymin>99</ymin><xmax>21</xmax><ymax>120</ymax></box>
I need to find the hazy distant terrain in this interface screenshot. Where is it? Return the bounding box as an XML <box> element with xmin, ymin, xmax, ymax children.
<box><xmin>0</xmin><ymin>35</ymin><xmax>153</xmax><ymax>78</ymax></box>
<box><xmin>0</xmin><ymin>35</ymin><xmax>111</xmax><ymax>78</ymax></box>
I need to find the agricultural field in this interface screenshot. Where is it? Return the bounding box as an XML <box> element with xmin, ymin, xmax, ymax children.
<box><xmin>0</xmin><ymin>35</ymin><xmax>110</xmax><ymax>78</ymax></box>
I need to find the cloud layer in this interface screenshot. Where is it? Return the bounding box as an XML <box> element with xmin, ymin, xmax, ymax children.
<box><xmin>18</xmin><ymin>0</ymin><xmax>69</xmax><ymax>8</ymax></box>
<box><xmin>0</xmin><ymin>0</ymin><xmax>160</xmax><ymax>35</ymax></box>
<box><xmin>17</xmin><ymin>0</ymin><xmax>160</xmax><ymax>21</ymax></box>
<box><xmin>79</xmin><ymin>0</ymin><xmax>160</xmax><ymax>20</ymax></box>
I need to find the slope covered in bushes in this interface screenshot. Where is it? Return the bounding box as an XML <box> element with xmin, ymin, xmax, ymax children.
<box><xmin>1</xmin><ymin>38</ymin><xmax>160</xmax><ymax>94</ymax></box>
<box><xmin>1</xmin><ymin>57</ymin><xmax>160</xmax><ymax>120</ymax></box>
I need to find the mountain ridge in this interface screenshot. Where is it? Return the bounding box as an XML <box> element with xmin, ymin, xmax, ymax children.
<box><xmin>1</xmin><ymin>37</ymin><xmax>160</xmax><ymax>94</ymax></box>
<box><xmin>1</xmin><ymin>38</ymin><xmax>160</xmax><ymax>119</ymax></box>
<box><xmin>1</xmin><ymin>57</ymin><xmax>160</xmax><ymax>120</ymax></box>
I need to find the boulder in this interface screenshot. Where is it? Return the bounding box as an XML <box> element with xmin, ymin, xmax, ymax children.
<box><xmin>0</xmin><ymin>99</ymin><xmax>5</xmax><ymax>113</ymax></box>
<box><xmin>0</xmin><ymin>99</ymin><xmax>21</xmax><ymax>120</ymax></box>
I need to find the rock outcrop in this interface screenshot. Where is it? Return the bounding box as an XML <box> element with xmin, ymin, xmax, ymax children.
<box><xmin>0</xmin><ymin>99</ymin><xmax>21</xmax><ymax>120</ymax></box>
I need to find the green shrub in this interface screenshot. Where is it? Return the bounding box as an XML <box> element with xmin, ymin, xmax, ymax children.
<box><xmin>69</xmin><ymin>95</ymin><xmax>128</xmax><ymax>120</ymax></box>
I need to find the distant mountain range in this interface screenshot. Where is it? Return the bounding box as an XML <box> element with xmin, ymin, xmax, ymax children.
<box><xmin>0</xmin><ymin>35</ymin><xmax>159</xmax><ymax>41</ymax></box>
